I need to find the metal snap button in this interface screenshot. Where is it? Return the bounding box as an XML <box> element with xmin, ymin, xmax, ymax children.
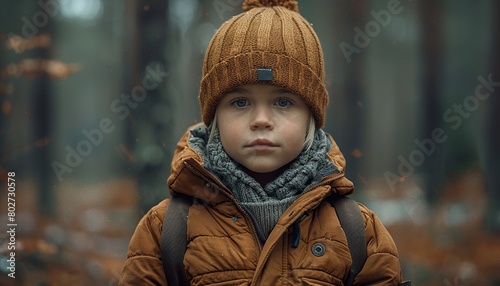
<box><xmin>312</xmin><ymin>243</ymin><xmax>326</xmax><ymax>257</ymax></box>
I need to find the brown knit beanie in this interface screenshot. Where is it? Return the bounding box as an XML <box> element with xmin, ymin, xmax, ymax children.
<box><xmin>199</xmin><ymin>0</ymin><xmax>329</xmax><ymax>128</ymax></box>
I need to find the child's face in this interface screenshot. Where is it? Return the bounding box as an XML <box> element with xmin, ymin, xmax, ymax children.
<box><xmin>216</xmin><ymin>84</ymin><xmax>310</xmax><ymax>173</ymax></box>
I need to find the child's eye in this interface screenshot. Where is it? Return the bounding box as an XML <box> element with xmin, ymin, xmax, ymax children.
<box><xmin>231</xmin><ymin>98</ymin><xmax>249</xmax><ymax>108</ymax></box>
<box><xmin>275</xmin><ymin>98</ymin><xmax>292</xmax><ymax>108</ymax></box>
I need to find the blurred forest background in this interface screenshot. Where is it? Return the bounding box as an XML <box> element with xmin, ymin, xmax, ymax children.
<box><xmin>0</xmin><ymin>0</ymin><xmax>499</xmax><ymax>285</ymax></box>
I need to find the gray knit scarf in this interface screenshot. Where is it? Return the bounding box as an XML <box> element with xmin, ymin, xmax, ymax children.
<box><xmin>188</xmin><ymin>125</ymin><xmax>337</xmax><ymax>240</ymax></box>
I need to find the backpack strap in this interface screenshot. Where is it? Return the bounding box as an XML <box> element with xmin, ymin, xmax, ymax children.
<box><xmin>161</xmin><ymin>194</ymin><xmax>192</xmax><ymax>286</ymax></box>
<box><xmin>330</xmin><ymin>196</ymin><xmax>367</xmax><ymax>286</ymax></box>
<box><xmin>161</xmin><ymin>194</ymin><xmax>367</xmax><ymax>286</ymax></box>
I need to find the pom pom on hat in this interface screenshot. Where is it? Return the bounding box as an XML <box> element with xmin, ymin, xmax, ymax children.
<box><xmin>199</xmin><ymin>0</ymin><xmax>329</xmax><ymax>128</ymax></box>
<box><xmin>242</xmin><ymin>0</ymin><xmax>299</xmax><ymax>12</ymax></box>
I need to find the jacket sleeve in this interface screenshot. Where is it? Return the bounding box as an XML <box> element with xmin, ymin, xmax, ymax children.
<box><xmin>118</xmin><ymin>199</ymin><xmax>169</xmax><ymax>286</ymax></box>
<box><xmin>354</xmin><ymin>203</ymin><xmax>403</xmax><ymax>285</ymax></box>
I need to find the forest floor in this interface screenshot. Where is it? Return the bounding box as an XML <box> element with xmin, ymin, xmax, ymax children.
<box><xmin>378</xmin><ymin>170</ymin><xmax>500</xmax><ymax>286</ymax></box>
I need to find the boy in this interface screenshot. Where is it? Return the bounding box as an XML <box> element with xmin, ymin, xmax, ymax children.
<box><xmin>119</xmin><ymin>0</ymin><xmax>405</xmax><ymax>285</ymax></box>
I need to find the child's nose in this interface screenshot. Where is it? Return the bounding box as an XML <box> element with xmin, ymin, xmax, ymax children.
<box><xmin>250</xmin><ymin>106</ymin><xmax>274</xmax><ymax>130</ymax></box>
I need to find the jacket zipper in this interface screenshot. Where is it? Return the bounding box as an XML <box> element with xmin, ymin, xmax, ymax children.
<box><xmin>183</xmin><ymin>161</ymin><xmax>263</xmax><ymax>252</ymax></box>
<box><xmin>250</xmin><ymin>170</ymin><xmax>348</xmax><ymax>285</ymax></box>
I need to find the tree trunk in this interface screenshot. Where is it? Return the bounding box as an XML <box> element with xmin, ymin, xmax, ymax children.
<box><xmin>418</xmin><ymin>0</ymin><xmax>444</xmax><ymax>204</ymax></box>
<box><xmin>484</xmin><ymin>1</ymin><xmax>500</xmax><ymax>232</ymax></box>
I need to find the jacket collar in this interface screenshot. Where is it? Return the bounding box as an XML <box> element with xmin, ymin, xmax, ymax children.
<box><xmin>166</xmin><ymin>124</ymin><xmax>354</xmax><ymax>204</ymax></box>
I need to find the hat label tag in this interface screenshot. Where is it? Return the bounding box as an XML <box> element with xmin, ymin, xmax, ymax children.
<box><xmin>257</xmin><ymin>68</ymin><xmax>273</xmax><ymax>81</ymax></box>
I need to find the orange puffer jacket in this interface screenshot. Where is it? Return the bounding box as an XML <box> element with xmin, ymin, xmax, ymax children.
<box><xmin>119</xmin><ymin>125</ymin><xmax>403</xmax><ymax>285</ymax></box>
